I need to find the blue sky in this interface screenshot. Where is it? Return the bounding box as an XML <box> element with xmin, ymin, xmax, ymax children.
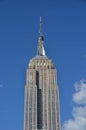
<box><xmin>0</xmin><ymin>0</ymin><xmax>86</xmax><ymax>130</ymax></box>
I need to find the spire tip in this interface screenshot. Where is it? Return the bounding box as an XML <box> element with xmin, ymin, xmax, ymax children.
<box><xmin>39</xmin><ymin>16</ymin><xmax>42</xmax><ymax>36</ymax></box>
<box><xmin>40</xmin><ymin>16</ymin><xmax>42</xmax><ymax>22</ymax></box>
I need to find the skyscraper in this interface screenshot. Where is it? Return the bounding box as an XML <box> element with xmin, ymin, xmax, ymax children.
<box><xmin>24</xmin><ymin>17</ymin><xmax>60</xmax><ymax>130</ymax></box>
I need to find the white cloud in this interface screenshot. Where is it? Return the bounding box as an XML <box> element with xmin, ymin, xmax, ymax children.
<box><xmin>73</xmin><ymin>80</ymin><xmax>86</xmax><ymax>104</ymax></box>
<box><xmin>62</xmin><ymin>80</ymin><xmax>86</xmax><ymax>130</ymax></box>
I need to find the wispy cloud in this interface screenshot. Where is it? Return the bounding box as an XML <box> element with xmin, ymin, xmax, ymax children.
<box><xmin>0</xmin><ymin>84</ymin><xmax>3</xmax><ymax>88</ymax></box>
<box><xmin>82</xmin><ymin>54</ymin><xmax>86</xmax><ymax>58</ymax></box>
<box><xmin>62</xmin><ymin>80</ymin><xmax>86</xmax><ymax>130</ymax></box>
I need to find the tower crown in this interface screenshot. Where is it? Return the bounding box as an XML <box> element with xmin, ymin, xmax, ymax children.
<box><xmin>37</xmin><ymin>17</ymin><xmax>46</xmax><ymax>56</ymax></box>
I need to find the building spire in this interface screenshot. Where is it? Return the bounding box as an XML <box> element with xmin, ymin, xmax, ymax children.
<box><xmin>37</xmin><ymin>17</ymin><xmax>46</xmax><ymax>56</ymax></box>
<box><xmin>39</xmin><ymin>16</ymin><xmax>42</xmax><ymax>36</ymax></box>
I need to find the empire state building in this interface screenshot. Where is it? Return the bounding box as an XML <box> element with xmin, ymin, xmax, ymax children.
<box><xmin>24</xmin><ymin>17</ymin><xmax>60</xmax><ymax>130</ymax></box>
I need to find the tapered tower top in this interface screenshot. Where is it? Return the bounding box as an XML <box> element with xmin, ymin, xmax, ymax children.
<box><xmin>37</xmin><ymin>17</ymin><xmax>46</xmax><ymax>56</ymax></box>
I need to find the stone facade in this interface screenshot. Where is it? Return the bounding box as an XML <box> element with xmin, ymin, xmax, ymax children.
<box><xmin>24</xmin><ymin>18</ymin><xmax>60</xmax><ymax>130</ymax></box>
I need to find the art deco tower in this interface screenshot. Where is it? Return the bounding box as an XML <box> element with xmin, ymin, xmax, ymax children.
<box><xmin>24</xmin><ymin>17</ymin><xmax>60</xmax><ymax>130</ymax></box>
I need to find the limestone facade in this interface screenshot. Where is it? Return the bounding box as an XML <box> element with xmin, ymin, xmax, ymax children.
<box><xmin>24</xmin><ymin>56</ymin><xmax>60</xmax><ymax>130</ymax></box>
